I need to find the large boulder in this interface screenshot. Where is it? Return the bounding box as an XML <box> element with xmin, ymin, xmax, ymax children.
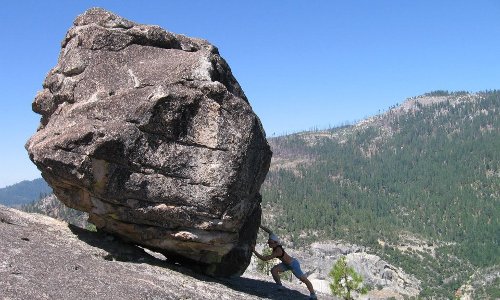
<box><xmin>26</xmin><ymin>8</ymin><xmax>271</xmax><ymax>276</ymax></box>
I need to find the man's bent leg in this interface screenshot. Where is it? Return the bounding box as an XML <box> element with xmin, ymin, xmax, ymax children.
<box><xmin>271</xmin><ymin>264</ymin><xmax>286</xmax><ymax>286</ymax></box>
<box><xmin>299</xmin><ymin>275</ymin><xmax>316</xmax><ymax>295</ymax></box>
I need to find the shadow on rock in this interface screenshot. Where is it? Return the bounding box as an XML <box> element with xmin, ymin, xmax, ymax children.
<box><xmin>68</xmin><ymin>224</ymin><xmax>310</xmax><ymax>299</ymax></box>
<box><xmin>68</xmin><ymin>224</ymin><xmax>162</xmax><ymax>263</ymax></box>
<box><xmin>220</xmin><ymin>276</ymin><xmax>312</xmax><ymax>299</ymax></box>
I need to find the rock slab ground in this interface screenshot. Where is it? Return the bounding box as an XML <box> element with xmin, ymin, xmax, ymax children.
<box><xmin>0</xmin><ymin>206</ymin><xmax>335</xmax><ymax>299</ymax></box>
<box><xmin>26</xmin><ymin>8</ymin><xmax>271</xmax><ymax>276</ymax></box>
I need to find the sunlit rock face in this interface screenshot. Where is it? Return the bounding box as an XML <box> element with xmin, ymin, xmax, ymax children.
<box><xmin>26</xmin><ymin>8</ymin><xmax>271</xmax><ymax>276</ymax></box>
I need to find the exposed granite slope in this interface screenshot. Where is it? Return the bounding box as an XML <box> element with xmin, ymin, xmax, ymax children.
<box><xmin>0</xmin><ymin>206</ymin><xmax>334</xmax><ymax>299</ymax></box>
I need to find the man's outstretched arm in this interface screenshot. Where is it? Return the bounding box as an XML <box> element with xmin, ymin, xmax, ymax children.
<box><xmin>252</xmin><ymin>245</ymin><xmax>277</xmax><ymax>261</ymax></box>
<box><xmin>259</xmin><ymin>225</ymin><xmax>272</xmax><ymax>234</ymax></box>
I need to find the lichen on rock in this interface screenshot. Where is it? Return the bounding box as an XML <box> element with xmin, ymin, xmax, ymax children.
<box><xmin>26</xmin><ymin>7</ymin><xmax>271</xmax><ymax>276</ymax></box>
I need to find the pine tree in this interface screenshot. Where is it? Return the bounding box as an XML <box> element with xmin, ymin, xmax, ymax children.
<box><xmin>328</xmin><ymin>256</ymin><xmax>368</xmax><ymax>300</ymax></box>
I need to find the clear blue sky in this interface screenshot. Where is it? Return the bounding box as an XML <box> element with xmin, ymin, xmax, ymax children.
<box><xmin>1</xmin><ymin>0</ymin><xmax>499</xmax><ymax>187</ymax></box>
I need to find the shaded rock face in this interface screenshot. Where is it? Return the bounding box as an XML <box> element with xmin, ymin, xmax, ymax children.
<box><xmin>26</xmin><ymin>8</ymin><xmax>271</xmax><ymax>276</ymax></box>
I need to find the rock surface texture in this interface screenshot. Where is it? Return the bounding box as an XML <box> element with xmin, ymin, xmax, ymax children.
<box><xmin>26</xmin><ymin>8</ymin><xmax>271</xmax><ymax>276</ymax></box>
<box><xmin>302</xmin><ymin>242</ymin><xmax>421</xmax><ymax>299</ymax></box>
<box><xmin>0</xmin><ymin>206</ymin><xmax>334</xmax><ymax>299</ymax></box>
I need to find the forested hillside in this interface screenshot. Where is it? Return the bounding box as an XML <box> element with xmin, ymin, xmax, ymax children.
<box><xmin>21</xmin><ymin>194</ymin><xmax>89</xmax><ymax>228</ymax></box>
<box><xmin>262</xmin><ymin>90</ymin><xmax>499</xmax><ymax>298</ymax></box>
<box><xmin>0</xmin><ymin>178</ymin><xmax>52</xmax><ymax>207</ymax></box>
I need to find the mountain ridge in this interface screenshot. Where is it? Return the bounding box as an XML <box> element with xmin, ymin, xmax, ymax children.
<box><xmin>0</xmin><ymin>178</ymin><xmax>51</xmax><ymax>207</ymax></box>
<box><xmin>262</xmin><ymin>90</ymin><xmax>499</xmax><ymax>298</ymax></box>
